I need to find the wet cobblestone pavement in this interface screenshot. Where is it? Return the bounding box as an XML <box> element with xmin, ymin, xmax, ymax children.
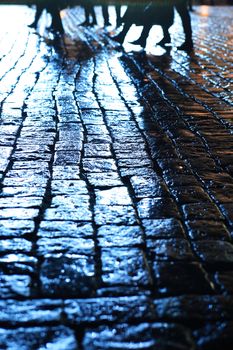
<box><xmin>0</xmin><ymin>4</ymin><xmax>233</xmax><ymax>349</ymax></box>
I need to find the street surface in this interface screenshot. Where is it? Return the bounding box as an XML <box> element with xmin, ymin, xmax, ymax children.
<box><xmin>0</xmin><ymin>4</ymin><xmax>233</xmax><ymax>349</ymax></box>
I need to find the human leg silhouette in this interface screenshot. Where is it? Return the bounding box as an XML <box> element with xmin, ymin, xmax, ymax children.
<box><xmin>130</xmin><ymin>24</ymin><xmax>151</xmax><ymax>47</ymax></box>
<box><xmin>175</xmin><ymin>1</ymin><xmax>193</xmax><ymax>51</ymax></box>
<box><xmin>157</xmin><ymin>24</ymin><xmax>172</xmax><ymax>46</ymax></box>
<box><xmin>113</xmin><ymin>23</ymin><xmax>131</xmax><ymax>44</ymax></box>
<box><xmin>102</xmin><ymin>5</ymin><xmax>111</xmax><ymax>26</ymax></box>
<box><xmin>80</xmin><ymin>5</ymin><xmax>97</xmax><ymax>26</ymax></box>
<box><xmin>115</xmin><ymin>5</ymin><xmax>122</xmax><ymax>27</ymax></box>
<box><xmin>47</xmin><ymin>3</ymin><xmax>64</xmax><ymax>34</ymax></box>
<box><xmin>28</xmin><ymin>4</ymin><xmax>44</xmax><ymax>28</ymax></box>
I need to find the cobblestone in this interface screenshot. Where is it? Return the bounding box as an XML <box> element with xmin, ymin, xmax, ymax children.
<box><xmin>0</xmin><ymin>3</ymin><xmax>233</xmax><ymax>349</ymax></box>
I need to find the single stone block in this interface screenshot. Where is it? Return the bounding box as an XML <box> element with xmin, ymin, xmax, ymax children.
<box><xmin>38</xmin><ymin>221</ymin><xmax>93</xmax><ymax>238</ymax></box>
<box><xmin>208</xmin><ymin>185</ymin><xmax>233</xmax><ymax>204</ymax></box>
<box><xmin>83</xmin><ymin>159</ymin><xmax>117</xmax><ymax>173</ymax></box>
<box><xmin>52</xmin><ymin>165</ymin><xmax>80</xmax><ymax>180</ymax></box>
<box><xmin>87</xmin><ymin>134</ymin><xmax>112</xmax><ymax>144</ymax></box>
<box><xmin>164</xmin><ymin>174</ymin><xmax>200</xmax><ymax>187</ymax></box>
<box><xmin>130</xmin><ymin>175</ymin><xmax>169</xmax><ymax>198</ymax></box>
<box><xmin>154</xmin><ymin>295</ymin><xmax>233</xmax><ymax>322</ymax></box>
<box><xmin>0</xmin><ymin>238</ymin><xmax>32</xmax><ymax>254</ymax></box>
<box><xmin>0</xmin><ymin>220</ymin><xmax>35</xmax><ymax>237</ymax></box>
<box><xmin>137</xmin><ymin>198</ymin><xmax>181</xmax><ymax>219</ymax></box>
<box><xmin>83</xmin><ymin>322</ymin><xmax>194</xmax><ymax>350</ymax></box>
<box><xmin>149</xmin><ymin>239</ymin><xmax>194</xmax><ymax>261</ymax></box>
<box><xmin>11</xmin><ymin>151</ymin><xmax>52</xmax><ymax>162</ymax></box>
<box><xmin>58</xmin><ymin>123</ymin><xmax>83</xmax><ymax>141</ymax></box>
<box><xmin>84</xmin><ymin>144</ymin><xmax>112</xmax><ymax>157</ymax></box>
<box><xmin>0</xmin><ymin>326</ymin><xmax>78</xmax><ymax>350</ymax></box>
<box><xmin>142</xmin><ymin>218</ymin><xmax>185</xmax><ymax>239</ymax></box>
<box><xmin>65</xmin><ymin>295</ymin><xmax>154</xmax><ymax>324</ymax></box>
<box><xmin>157</xmin><ymin>158</ymin><xmax>193</xmax><ymax>175</ymax></box>
<box><xmin>0</xmin><ymin>197</ymin><xmax>43</xmax><ymax>208</ymax></box>
<box><xmin>58</xmin><ymin>113</ymin><xmax>81</xmax><ymax>123</ymax></box>
<box><xmin>81</xmin><ymin>109</ymin><xmax>104</xmax><ymax>124</ymax></box>
<box><xmin>54</xmin><ymin>151</ymin><xmax>81</xmax><ymax>165</ymax></box>
<box><xmin>186</xmin><ymin>220</ymin><xmax>231</xmax><ymax>241</ymax></box>
<box><xmin>85</xmin><ymin>124</ymin><xmax>109</xmax><ymax>135</ymax></box>
<box><xmin>0</xmin><ymin>274</ymin><xmax>31</xmax><ymax>298</ymax></box>
<box><xmin>0</xmin><ymin>299</ymin><xmax>62</xmax><ymax>325</ymax></box>
<box><xmin>51</xmin><ymin>180</ymin><xmax>88</xmax><ymax>195</ymax></box>
<box><xmin>51</xmin><ymin>194</ymin><xmax>90</xmax><ymax>208</ymax></box>
<box><xmin>117</xmin><ymin>157</ymin><xmax>152</xmax><ymax>168</ymax></box>
<box><xmin>98</xmin><ymin>225</ymin><xmax>144</xmax><ymax>247</ymax></box>
<box><xmin>0</xmin><ymin>208</ymin><xmax>39</xmax><ymax>220</ymax></box>
<box><xmin>86</xmin><ymin>172</ymin><xmax>123</xmax><ymax>187</ymax></box>
<box><xmin>114</xmin><ymin>149</ymin><xmax>148</xmax><ymax>160</ymax></box>
<box><xmin>164</xmin><ymin>173</ymin><xmax>200</xmax><ymax>188</ymax></box>
<box><xmin>95</xmin><ymin>187</ymin><xmax>132</xmax><ymax>206</ymax></box>
<box><xmin>170</xmin><ymin>186</ymin><xmax>211</xmax><ymax>204</ymax></box>
<box><xmin>0</xmin><ymin>254</ymin><xmax>37</xmax><ymax>274</ymax></box>
<box><xmin>44</xmin><ymin>207</ymin><xmax>92</xmax><ymax>221</ymax></box>
<box><xmin>95</xmin><ymin>205</ymin><xmax>137</xmax><ymax>225</ymax></box>
<box><xmin>182</xmin><ymin>203</ymin><xmax>224</xmax><ymax>220</ymax></box>
<box><xmin>152</xmin><ymin>261</ymin><xmax>214</xmax><ymax>295</ymax></box>
<box><xmin>6</xmin><ymin>168</ymin><xmax>50</xmax><ymax>180</ymax></box>
<box><xmin>199</xmin><ymin>172</ymin><xmax>233</xmax><ymax>188</ymax></box>
<box><xmin>119</xmin><ymin>166</ymin><xmax>155</xmax><ymax>178</ymax></box>
<box><xmin>37</xmin><ymin>237</ymin><xmax>94</xmax><ymax>256</ymax></box>
<box><xmin>3</xmin><ymin>176</ymin><xmax>48</xmax><ymax>187</ymax></box>
<box><xmin>1</xmin><ymin>186</ymin><xmax>46</xmax><ymax>197</ymax></box>
<box><xmin>193</xmin><ymin>240</ymin><xmax>233</xmax><ymax>264</ymax></box>
<box><xmin>40</xmin><ymin>256</ymin><xmax>96</xmax><ymax>297</ymax></box>
<box><xmin>101</xmin><ymin>248</ymin><xmax>151</xmax><ymax>286</ymax></box>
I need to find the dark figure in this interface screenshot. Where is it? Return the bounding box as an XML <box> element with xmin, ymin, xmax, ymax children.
<box><xmin>102</xmin><ymin>5</ymin><xmax>122</xmax><ymax>27</ymax></box>
<box><xmin>113</xmin><ymin>2</ymin><xmax>174</xmax><ymax>48</ymax></box>
<box><xmin>115</xmin><ymin>5</ymin><xmax>122</xmax><ymax>28</ymax></box>
<box><xmin>80</xmin><ymin>4</ymin><xmax>121</xmax><ymax>28</ymax></box>
<box><xmin>175</xmin><ymin>0</ymin><xmax>193</xmax><ymax>51</ymax></box>
<box><xmin>102</xmin><ymin>5</ymin><xmax>111</xmax><ymax>26</ymax></box>
<box><xmin>113</xmin><ymin>0</ymin><xmax>193</xmax><ymax>52</ymax></box>
<box><xmin>29</xmin><ymin>0</ymin><xmax>64</xmax><ymax>34</ymax></box>
<box><xmin>188</xmin><ymin>0</ymin><xmax>193</xmax><ymax>11</ymax></box>
<box><xmin>80</xmin><ymin>3</ymin><xmax>97</xmax><ymax>26</ymax></box>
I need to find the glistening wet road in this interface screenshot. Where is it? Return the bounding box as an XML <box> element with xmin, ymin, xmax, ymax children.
<box><xmin>0</xmin><ymin>4</ymin><xmax>233</xmax><ymax>349</ymax></box>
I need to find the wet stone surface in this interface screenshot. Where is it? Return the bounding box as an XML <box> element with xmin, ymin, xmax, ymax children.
<box><xmin>101</xmin><ymin>248</ymin><xmax>152</xmax><ymax>287</ymax></box>
<box><xmin>40</xmin><ymin>256</ymin><xmax>97</xmax><ymax>298</ymax></box>
<box><xmin>64</xmin><ymin>295</ymin><xmax>154</xmax><ymax>325</ymax></box>
<box><xmin>0</xmin><ymin>4</ymin><xmax>233</xmax><ymax>349</ymax></box>
<box><xmin>152</xmin><ymin>261</ymin><xmax>214</xmax><ymax>296</ymax></box>
<box><xmin>83</xmin><ymin>322</ymin><xmax>194</xmax><ymax>350</ymax></box>
<box><xmin>0</xmin><ymin>326</ymin><xmax>78</xmax><ymax>350</ymax></box>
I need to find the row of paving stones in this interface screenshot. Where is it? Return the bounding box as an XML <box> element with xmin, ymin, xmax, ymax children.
<box><xmin>0</xmin><ymin>5</ymin><xmax>233</xmax><ymax>349</ymax></box>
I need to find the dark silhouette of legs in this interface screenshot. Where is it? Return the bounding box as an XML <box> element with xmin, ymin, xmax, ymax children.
<box><xmin>113</xmin><ymin>22</ymin><xmax>131</xmax><ymax>44</ymax></box>
<box><xmin>28</xmin><ymin>1</ymin><xmax>64</xmax><ymax>34</ymax></box>
<box><xmin>102</xmin><ymin>5</ymin><xmax>111</xmax><ymax>26</ymax></box>
<box><xmin>115</xmin><ymin>5</ymin><xmax>122</xmax><ymax>27</ymax></box>
<box><xmin>157</xmin><ymin>24</ymin><xmax>172</xmax><ymax>46</ymax></box>
<box><xmin>175</xmin><ymin>2</ymin><xmax>193</xmax><ymax>51</ymax></box>
<box><xmin>188</xmin><ymin>0</ymin><xmax>193</xmax><ymax>11</ymax></box>
<box><xmin>47</xmin><ymin>4</ymin><xmax>64</xmax><ymax>34</ymax></box>
<box><xmin>131</xmin><ymin>21</ymin><xmax>171</xmax><ymax>48</ymax></box>
<box><xmin>130</xmin><ymin>25</ymin><xmax>151</xmax><ymax>47</ymax></box>
<box><xmin>28</xmin><ymin>4</ymin><xmax>44</xmax><ymax>28</ymax></box>
<box><xmin>80</xmin><ymin>5</ymin><xmax>97</xmax><ymax>26</ymax></box>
